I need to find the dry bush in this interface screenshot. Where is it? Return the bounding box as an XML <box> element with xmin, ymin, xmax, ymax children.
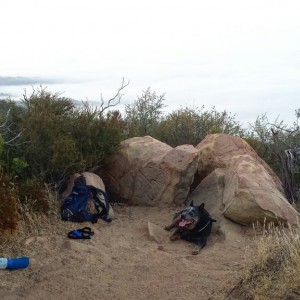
<box><xmin>0</xmin><ymin>183</ymin><xmax>62</xmax><ymax>257</ymax></box>
<box><xmin>17</xmin><ymin>184</ymin><xmax>61</xmax><ymax>232</ymax></box>
<box><xmin>228</xmin><ymin>222</ymin><xmax>300</xmax><ymax>300</ymax></box>
<box><xmin>17</xmin><ymin>179</ymin><xmax>50</xmax><ymax>213</ymax></box>
<box><xmin>0</xmin><ymin>173</ymin><xmax>19</xmax><ymax>232</ymax></box>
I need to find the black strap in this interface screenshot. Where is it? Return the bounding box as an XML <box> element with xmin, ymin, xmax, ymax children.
<box><xmin>67</xmin><ymin>227</ymin><xmax>94</xmax><ymax>239</ymax></box>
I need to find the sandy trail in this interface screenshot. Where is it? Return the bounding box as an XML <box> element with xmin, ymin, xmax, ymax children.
<box><xmin>0</xmin><ymin>205</ymin><xmax>251</xmax><ymax>300</ymax></box>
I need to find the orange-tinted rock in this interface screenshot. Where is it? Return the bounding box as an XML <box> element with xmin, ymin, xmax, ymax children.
<box><xmin>191</xmin><ymin>134</ymin><xmax>299</xmax><ymax>227</ymax></box>
<box><xmin>103</xmin><ymin>136</ymin><xmax>199</xmax><ymax>206</ymax></box>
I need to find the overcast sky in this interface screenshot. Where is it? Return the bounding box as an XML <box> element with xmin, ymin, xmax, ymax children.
<box><xmin>1</xmin><ymin>0</ymin><xmax>300</xmax><ymax>126</ymax></box>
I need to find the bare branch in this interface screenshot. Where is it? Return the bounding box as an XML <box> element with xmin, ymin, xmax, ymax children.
<box><xmin>99</xmin><ymin>78</ymin><xmax>130</xmax><ymax>115</ymax></box>
<box><xmin>0</xmin><ymin>108</ymin><xmax>11</xmax><ymax>129</ymax></box>
<box><xmin>4</xmin><ymin>131</ymin><xmax>22</xmax><ymax>145</ymax></box>
<box><xmin>0</xmin><ymin>106</ymin><xmax>22</xmax><ymax>145</ymax></box>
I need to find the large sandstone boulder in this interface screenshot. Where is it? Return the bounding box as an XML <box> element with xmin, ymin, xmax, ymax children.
<box><xmin>102</xmin><ymin>136</ymin><xmax>199</xmax><ymax>206</ymax></box>
<box><xmin>196</xmin><ymin>133</ymin><xmax>283</xmax><ymax>192</ymax></box>
<box><xmin>190</xmin><ymin>134</ymin><xmax>299</xmax><ymax>229</ymax></box>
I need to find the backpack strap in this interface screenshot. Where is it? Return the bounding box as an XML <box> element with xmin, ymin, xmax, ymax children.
<box><xmin>88</xmin><ymin>186</ymin><xmax>111</xmax><ymax>223</ymax></box>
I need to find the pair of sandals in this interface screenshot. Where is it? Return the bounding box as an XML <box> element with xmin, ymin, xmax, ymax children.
<box><xmin>67</xmin><ymin>227</ymin><xmax>94</xmax><ymax>239</ymax></box>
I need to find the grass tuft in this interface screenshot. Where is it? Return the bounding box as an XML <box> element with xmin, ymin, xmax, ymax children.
<box><xmin>0</xmin><ymin>183</ymin><xmax>62</xmax><ymax>257</ymax></box>
<box><xmin>227</xmin><ymin>221</ymin><xmax>300</xmax><ymax>300</ymax></box>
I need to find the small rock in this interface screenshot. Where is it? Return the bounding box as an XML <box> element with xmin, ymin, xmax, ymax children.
<box><xmin>147</xmin><ymin>222</ymin><xmax>169</xmax><ymax>244</ymax></box>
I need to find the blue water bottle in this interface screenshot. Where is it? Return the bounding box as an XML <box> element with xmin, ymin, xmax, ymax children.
<box><xmin>0</xmin><ymin>257</ymin><xmax>30</xmax><ymax>270</ymax></box>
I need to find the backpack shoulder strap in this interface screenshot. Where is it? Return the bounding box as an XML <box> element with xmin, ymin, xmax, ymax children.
<box><xmin>88</xmin><ymin>186</ymin><xmax>111</xmax><ymax>223</ymax></box>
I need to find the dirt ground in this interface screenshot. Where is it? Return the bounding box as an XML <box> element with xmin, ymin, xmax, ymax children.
<box><xmin>0</xmin><ymin>205</ymin><xmax>252</xmax><ymax>300</ymax></box>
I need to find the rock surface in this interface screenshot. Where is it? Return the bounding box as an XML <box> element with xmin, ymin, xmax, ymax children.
<box><xmin>190</xmin><ymin>134</ymin><xmax>299</xmax><ymax>229</ymax></box>
<box><xmin>196</xmin><ymin>133</ymin><xmax>283</xmax><ymax>192</ymax></box>
<box><xmin>103</xmin><ymin>136</ymin><xmax>199</xmax><ymax>206</ymax></box>
<box><xmin>102</xmin><ymin>134</ymin><xmax>298</xmax><ymax>231</ymax></box>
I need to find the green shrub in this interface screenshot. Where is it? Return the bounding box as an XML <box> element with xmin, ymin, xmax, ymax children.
<box><xmin>156</xmin><ymin>106</ymin><xmax>244</xmax><ymax>147</ymax></box>
<box><xmin>71</xmin><ymin>104</ymin><xmax>124</xmax><ymax>171</ymax></box>
<box><xmin>3</xmin><ymin>87</ymin><xmax>121</xmax><ymax>182</ymax></box>
<box><xmin>125</xmin><ymin>87</ymin><xmax>166</xmax><ymax>137</ymax></box>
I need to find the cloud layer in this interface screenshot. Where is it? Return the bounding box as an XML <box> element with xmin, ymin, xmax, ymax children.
<box><xmin>0</xmin><ymin>76</ymin><xmax>57</xmax><ymax>86</ymax></box>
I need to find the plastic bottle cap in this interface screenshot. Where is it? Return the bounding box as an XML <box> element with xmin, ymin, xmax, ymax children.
<box><xmin>0</xmin><ymin>258</ymin><xmax>8</xmax><ymax>269</ymax></box>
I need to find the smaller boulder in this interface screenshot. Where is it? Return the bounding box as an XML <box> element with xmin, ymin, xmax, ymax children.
<box><xmin>147</xmin><ymin>222</ymin><xmax>170</xmax><ymax>244</ymax></box>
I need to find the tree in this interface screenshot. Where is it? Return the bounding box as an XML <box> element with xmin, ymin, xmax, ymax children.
<box><xmin>14</xmin><ymin>80</ymin><xmax>129</xmax><ymax>182</ymax></box>
<box><xmin>156</xmin><ymin>105</ymin><xmax>244</xmax><ymax>147</ymax></box>
<box><xmin>247</xmin><ymin>110</ymin><xmax>300</xmax><ymax>203</ymax></box>
<box><xmin>20</xmin><ymin>87</ymin><xmax>76</xmax><ymax>180</ymax></box>
<box><xmin>125</xmin><ymin>88</ymin><xmax>166</xmax><ymax>137</ymax></box>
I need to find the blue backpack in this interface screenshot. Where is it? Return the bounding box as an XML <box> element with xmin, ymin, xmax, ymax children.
<box><xmin>61</xmin><ymin>176</ymin><xmax>111</xmax><ymax>223</ymax></box>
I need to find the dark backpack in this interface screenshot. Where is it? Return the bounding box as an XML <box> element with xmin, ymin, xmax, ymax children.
<box><xmin>61</xmin><ymin>176</ymin><xmax>111</xmax><ymax>223</ymax></box>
